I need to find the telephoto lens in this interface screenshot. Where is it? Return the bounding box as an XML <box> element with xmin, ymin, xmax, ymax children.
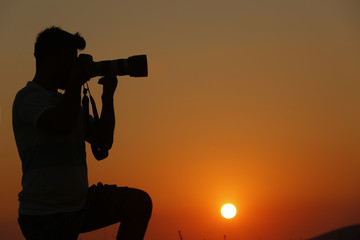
<box><xmin>90</xmin><ymin>54</ymin><xmax>148</xmax><ymax>78</ymax></box>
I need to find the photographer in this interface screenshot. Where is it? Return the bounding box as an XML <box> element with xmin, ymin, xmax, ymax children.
<box><xmin>12</xmin><ymin>26</ymin><xmax>152</xmax><ymax>240</ymax></box>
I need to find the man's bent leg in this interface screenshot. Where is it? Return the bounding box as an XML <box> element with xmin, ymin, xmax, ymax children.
<box><xmin>80</xmin><ymin>183</ymin><xmax>152</xmax><ymax>240</ymax></box>
<box><xmin>116</xmin><ymin>188</ymin><xmax>152</xmax><ymax>240</ymax></box>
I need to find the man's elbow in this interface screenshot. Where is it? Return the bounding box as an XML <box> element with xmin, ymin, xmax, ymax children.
<box><xmin>92</xmin><ymin>133</ymin><xmax>113</xmax><ymax>151</ymax></box>
<box><xmin>102</xmin><ymin>137</ymin><xmax>113</xmax><ymax>150</ymax></box>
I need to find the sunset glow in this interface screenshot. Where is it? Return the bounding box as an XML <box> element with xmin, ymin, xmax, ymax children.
<box><xmin>1</xmin><ymin>1</ymin><xmax>360</xmax><ymax>240</ymax></box>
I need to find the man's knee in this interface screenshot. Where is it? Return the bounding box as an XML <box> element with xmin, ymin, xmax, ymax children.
<box><xmin>137</xmin><ymin>190</ymin><xmax>152</xmax><ymax>220</ymax></box>
<box><xmin>124</xmin><ymin>188</ymin><xmax>152</xmax><ymax>220</ymax></box>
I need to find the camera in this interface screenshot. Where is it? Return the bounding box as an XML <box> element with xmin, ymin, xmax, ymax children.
<box><xmin>90</xmin><ymin>54</ymin><xmax>148</xmax><ymax>78</ymax></box>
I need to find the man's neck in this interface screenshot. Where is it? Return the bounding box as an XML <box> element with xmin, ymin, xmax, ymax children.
<box><xmin>32</xmin><ymin>72</ymin><xmax>58</xmax><ymax>92</ymax></box>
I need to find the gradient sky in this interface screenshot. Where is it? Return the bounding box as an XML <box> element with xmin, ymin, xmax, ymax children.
<box><xmin>1</xmin><ymin>1</ymin><xmax>360</xmax><ymax>239</ymax></box>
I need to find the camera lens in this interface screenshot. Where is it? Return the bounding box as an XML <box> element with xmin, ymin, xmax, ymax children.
<box><xmin>91</xmin><ymin>55</ymin><xmax>148</xmax><ymax>78</ymax></box>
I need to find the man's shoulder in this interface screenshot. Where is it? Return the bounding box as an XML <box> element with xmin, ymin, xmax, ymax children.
<box><xmin>14</xmin><ymin>82</ymin><xmax>42</xmax><ymax>102</ymax></box>
<box><xmin>14</xmin><ymin>82</ymin><xmax>61</xmax><ymax>105</ymax></box>
<box><xmin>13</xmin><ymin>83</ymin><xmax>32</xmax><ymax>108</ymax></box>
<box><xmin>12</xmin><ymin>82</ymin><xmax>62</xmax><ymax>123</ymax></box>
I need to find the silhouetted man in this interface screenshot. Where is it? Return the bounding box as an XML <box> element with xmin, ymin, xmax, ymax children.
<box><xmin>12</xmin><ymin>26</ymin><xmax>152</xmax><ymax>240</ymax></box>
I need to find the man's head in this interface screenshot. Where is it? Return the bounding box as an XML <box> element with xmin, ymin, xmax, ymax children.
<box><xmin>34</xmin><ymin>26</ymin><xmax>86</xmax><ymax>90</ymax></box>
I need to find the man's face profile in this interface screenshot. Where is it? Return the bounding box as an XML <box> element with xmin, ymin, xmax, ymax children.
<box><xmin>53</xmin><ymin>47</ymin><xmax>78</xmax><ymax>90</ymax></box>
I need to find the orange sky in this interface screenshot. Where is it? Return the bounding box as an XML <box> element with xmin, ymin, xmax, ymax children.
<box><xmin>1</xmin><ymin>1</ymin><xmax>360</xmax><ymax>239</ymax></box>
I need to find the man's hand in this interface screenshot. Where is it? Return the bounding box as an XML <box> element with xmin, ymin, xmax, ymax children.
<box><xmin>38</xmin><ymin>54</ymin><xmax>94</xmax><ymax>135</ymax></box>
<box><xmin>98</xmin><ymin>75</ymin><xmax>118</xmax><ymax>100</ymax></box>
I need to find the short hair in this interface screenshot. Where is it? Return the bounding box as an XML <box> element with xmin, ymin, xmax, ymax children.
<box><xmin>34</xmin><ymin>26</ymin><xmax>86</xmax><ymax>65</ymax></box>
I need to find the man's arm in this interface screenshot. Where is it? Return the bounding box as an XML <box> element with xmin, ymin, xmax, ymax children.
<box><xmin>86</xmin><ymin>75</ymin><xmax>117</xmax><ymax>150</ymax></box>
<box><xmin>37</xmin><ymin>84</ymin><xmax>81</xmax><ymax>135</ymax></box>
<box><xmin>37</xmin><ymin>55</ymin><xmax>92</xmax><ymax>135</ymax></box>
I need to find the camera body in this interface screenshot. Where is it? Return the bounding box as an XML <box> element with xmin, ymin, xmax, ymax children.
<box><xmin>90</xmin><ymin>54</ymin><xmax>148</xmax><ymax>78</ymax></box>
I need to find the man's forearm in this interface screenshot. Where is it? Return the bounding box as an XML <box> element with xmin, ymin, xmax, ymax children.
<box><xmin>99</xmin><ymin>95</ymin><xmax>115</xmax><ymax>149</ymax></box>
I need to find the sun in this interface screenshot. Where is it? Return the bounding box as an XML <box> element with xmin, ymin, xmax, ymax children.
<box><xmin>221</xmin><ymin>203</ymin><xmax>237</xmax><ymax>219</ymax></box>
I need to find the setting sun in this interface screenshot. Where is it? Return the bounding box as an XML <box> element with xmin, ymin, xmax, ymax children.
<box><xmin>221</xmin><ymin>204</ymin><xmax>237</xmax><ymax>219</ymax></box>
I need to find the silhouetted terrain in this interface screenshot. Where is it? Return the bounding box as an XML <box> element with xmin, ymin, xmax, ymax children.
<box><xmin>309</xmin><ymin>224</ymin><xmax>360</xmax><ymax>240</ymax></box>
